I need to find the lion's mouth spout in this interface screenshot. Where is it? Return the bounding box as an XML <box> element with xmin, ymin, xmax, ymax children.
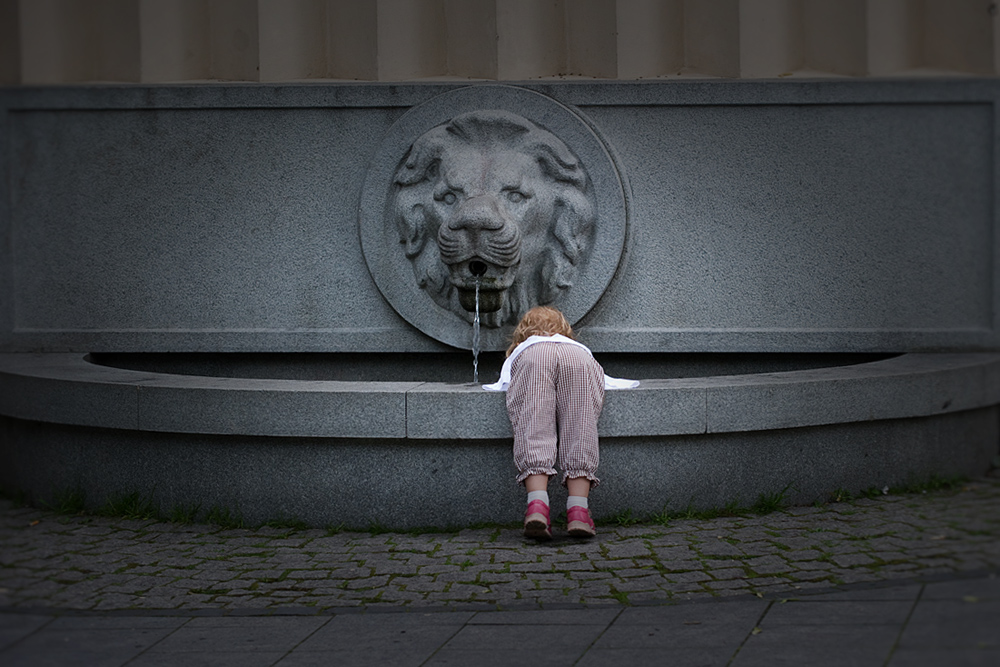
<box><xmin>449</xmin><ymin>257</ymin><xmax>516</xmax><ymax>313</ymax></box>
<box><xmin>458</xmin><ymin>285</ymin><xmax>505</xmax><ymax>313</ymax></box>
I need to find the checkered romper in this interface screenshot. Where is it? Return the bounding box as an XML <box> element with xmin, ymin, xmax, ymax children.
<box><xmin>506</xmin><ymin>341</ymin><xmax>605</xmax><ymax>487</ymax></box>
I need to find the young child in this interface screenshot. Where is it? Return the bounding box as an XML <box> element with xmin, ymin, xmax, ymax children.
<box><xmin>483</xmin><ymin>306</ymin><xmax>638</xmax><ymax>540</ymax></box>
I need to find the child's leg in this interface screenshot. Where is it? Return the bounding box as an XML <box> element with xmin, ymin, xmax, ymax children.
<box><xmin>507</xmin><ymin>345</ymin><xmax>560</xmax><ymax>485</ymax></box>
<box><xmin>522</xmin><ymin>474</ymin><xmax>551</xmax><ymax>539</ymax></box>
<box><xmin>566</xmin><ymin>476</ymin><xmax>595</xmax><ymax>536</ymax></box>
<box><xmin>507</xmin><ymin>345</ymin><xmax>560</xmax><ymax>540</ymax></box>
<box><xmin>525</xmin><ymin>474</ymin><xmax>550</xmax><ymax>492</ymax></box>
<box><xmin>553</xmin><ymin>345</ymin><xmax>604</xmax><ymax>537</ymax></box>
<box><xmin>566</xmin><ymin>477</ymin><xmax>591</xmax><ymax>498</ymax></box>
<box><xmin>553</xmin><ymin>345</ymin><xmax>605</xmax><ymax>488</ymax></box>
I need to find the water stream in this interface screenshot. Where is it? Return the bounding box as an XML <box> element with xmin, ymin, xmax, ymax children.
<box><xmin>472</xmin><ymin>279</ymin><xmax>481</xmax><ymax>384</ymax></box>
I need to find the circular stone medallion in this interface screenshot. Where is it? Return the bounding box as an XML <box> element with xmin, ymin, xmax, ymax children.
<box><xmin>360</xmin><ymin>85</ymin><xmax>627</xmax><ymax>350</ymax></box>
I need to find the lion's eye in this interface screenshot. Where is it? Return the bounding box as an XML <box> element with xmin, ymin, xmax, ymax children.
<box><xmin>506</xmin><ymin>191</ymin><xmax>526</xmax><ymax>203</ymax></box>
<box><xmin>442</xmin><ymin>192</ymin><xmax>457</xmax><ymax>205</ymax></box>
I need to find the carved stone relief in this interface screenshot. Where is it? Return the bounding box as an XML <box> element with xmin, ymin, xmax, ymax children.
<box><xmin>360</xmin><ymin>86</ymin><xmax>627</xmax><ymax>350</ymax></box>
<box><xmin>392</xmin><ymin>110</ymin><xmax>597</xmax><ymax>328</ymax></box>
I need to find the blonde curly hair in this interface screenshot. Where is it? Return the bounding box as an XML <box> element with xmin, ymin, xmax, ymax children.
<box><xmin>507</xmin><ymin>306</ymin><xmax>575</xmax><ymax>357</ymax></box>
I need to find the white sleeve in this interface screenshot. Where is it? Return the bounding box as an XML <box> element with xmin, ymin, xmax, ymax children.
<box><xmin>604</xmin><ymin>375</ymin><xmax>640</xmax><ymax>390</ymax></box>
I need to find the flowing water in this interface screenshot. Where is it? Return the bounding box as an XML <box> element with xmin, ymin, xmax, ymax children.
<box><xmin>472</xmin><ymin>279</ymin><xmax>481</xmax><ymax>384</ymax></box>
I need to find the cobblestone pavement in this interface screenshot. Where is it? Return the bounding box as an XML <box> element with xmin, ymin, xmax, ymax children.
<box><xmin>1</xmin><ymin>478</ymin><xmax>999</xmax><ymax>613</ymax></box>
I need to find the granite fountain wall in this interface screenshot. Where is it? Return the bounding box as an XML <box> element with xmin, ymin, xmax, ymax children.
<box><xmin>0</xmin><ymin>79</ymin><xmax>998</xmax><ymax>527</ymax></box>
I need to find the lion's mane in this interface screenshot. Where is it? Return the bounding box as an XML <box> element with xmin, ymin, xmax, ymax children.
<box><xmin>391</xmin><ymin>110</ymin><xmax>596</xmax><ymax>327</ymax></box>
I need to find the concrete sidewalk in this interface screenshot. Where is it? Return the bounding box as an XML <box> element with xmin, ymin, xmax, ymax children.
<box><xmin>1</xmin><ymin>478</ymin><xmax>999</xmax><ymax>665</ymax></box>
<box><xmin>2</xmin><ymin>573</ymin><xmax>999</xmax><ymax>666</ymax></box>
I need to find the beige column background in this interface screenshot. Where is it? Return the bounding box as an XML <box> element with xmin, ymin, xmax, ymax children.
<box><xmin>1</xmin><ymin>0</ymin><xmax>998</xmax><ymax>84</ymax></box>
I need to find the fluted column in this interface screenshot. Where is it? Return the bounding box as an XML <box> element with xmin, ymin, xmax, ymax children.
<box><xmin>739</xmin><ymin>0</ymin><xmax>801</xmax><ymax>77</ymax></box>
<box><xmin>139</xmin><ymin>0</ymin><xmax>211</xmax><ymax>82</ymax></box>
<box><xmin>21</xmin><ymin>0</ymin><xmax>140</xmax><ymax>83</ymax></box>
<box><xmin>866</xmin><ymin>0</ymin><xmax>917</xmax><ymax>76</ymax></box>
<box><xmin>923</xmin><ymin>0</ymin><xmax>993</xmax><ymax>75</ymax></box>
<box><xmin>0</xmin><ymin>0</ymin><xmax>20</xmax><ymax>84</ymax></box>
<box><xmin>802</xmin><ymin>0</ymin><xmax>867</xmax><ymax>76</ymax></box>
<box><xmin>4</xmin><ymin>0</ymin><xmax>999</xmax><ymax>83</ymax></box>
<box><xmin>207</xmin><ymin>0</ymin><xmax>258</xmax><ymax>80</ymax></box>
<box><xmin>565</xmin><ymin>0</ymin><xmax>617</xmax><ymax>78</ymax></box>
<box><xmin>685</xmin><ymin>0</ymin><xmax>740</xmax><ymax>77</ymax></box>
<box><xmin>496</xmin><ymin>0</ymin><xmax>565</xmax><ymax>79</ymax></box>
<box><xmin>327</xmin><ymin>0</ymin><xmax>377</xmax><ymax>80</ymax></box>
<box><xmin>443</xmin><ymin>0</ymin><xmax>497</xmax><ymax>79</ymax></box>
<box><xmin>376</xmin><ymin>0</ymin><xmax>445</xmax><ymax>80</ymax></box>
<box><xmin>616</xmin><ymin>0</ymin><xmax>683</xmax><ymax>79</ymax></box>
<box><xmin>258</xmin><ymin>0</ymin><xmax>325</xmax><ymax>82</ymax></box>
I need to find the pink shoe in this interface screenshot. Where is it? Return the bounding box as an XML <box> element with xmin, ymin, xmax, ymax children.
<box><xmin>523</xmin><ymin>499</ymin><xmax>552</xmax><ymax>540</ymax></box>
<box><xmin>567</xmin><ymin>506</ymin><xmax>596</xmax><ymax>538</ymax></box>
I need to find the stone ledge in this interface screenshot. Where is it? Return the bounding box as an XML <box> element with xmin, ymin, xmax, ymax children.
<box><xmin>0</xmin><ymin>353</ymin><xmax>997</xmax><ymax>440</ymax></box>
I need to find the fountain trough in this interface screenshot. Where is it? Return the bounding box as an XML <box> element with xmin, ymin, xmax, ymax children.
<box><xmin>1</xmin><ymin>80</ymin><xmax>998</xmax><ymax>527</ymax></box>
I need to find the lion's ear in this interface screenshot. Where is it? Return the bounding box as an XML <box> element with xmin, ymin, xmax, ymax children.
<box><xmin>529</xmin><ymin>140</ymin><xmax>587</xmax><ymax>189</ymax></box>
<box><xmin>394</xmin><ymin>129</ymin><xmax>446</xmax><ymax>186</ymax></box>
<box><xmin>394</xmin><ymin>189</ymin><xmax>429</xmax><ymax>258</ymax></box>
<box><xmin>400</xmin><ymin>208</ymin><xmax>427</xmax><ymax>258</ymax></box>
<box><xmin>551</xmin><ymin>188</ymin><xmax>596</xmax><ymax>268</ymax></box>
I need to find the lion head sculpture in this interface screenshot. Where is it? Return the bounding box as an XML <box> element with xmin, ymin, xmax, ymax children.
<box><xmin>391</xmin><ymin>110</ymin><xmax>597</xmax><ymax>328</ymax></box>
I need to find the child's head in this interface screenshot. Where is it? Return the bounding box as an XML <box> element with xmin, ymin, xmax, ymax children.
<box><xmin>507</xmin><ymin>306</ymin><xmax>574</xmax><ymax>356</ymax></box>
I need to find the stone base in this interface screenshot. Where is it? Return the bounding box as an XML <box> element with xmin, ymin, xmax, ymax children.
<box><xmin>1</xmin><ymin>408</ymin><xmax>995</xmax><ymax>530</ymax></box>
<box><xmin>1</xmin><ymin>352</ymin><xmax>998</xmax><ymax>528</ymax></box>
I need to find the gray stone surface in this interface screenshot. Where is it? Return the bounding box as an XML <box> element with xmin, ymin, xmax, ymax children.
<box><xmin>0</xmin><ymin>353</ymin><xmax>150</xmax><ymax>429</ymax></box>
<box><xmin>2</xmin><ymin>352</ymin><xmax>997</xmax><ymax>441</ymax></box>
<box><xmin>1</xmin><ymin>405</ymin><xmax>995</xmax><ymax>528</ymax></box>
<box><xmin>705</xmin><ymin>353</ymin><xmax>1000</xmax><ymax>433</ymax></box>
<box><xmin>136</xmin><ymin>376</ymin><xmax>417</xmax><ymax>438</ymax></box>
<box><xmin>577</xmin><ymin>98</ymin><xmax>993</xmax><ymax>353</ymax></box>
<box><xmin>405</xmin><ymin>381</ymin><xmax>511</xmax><ymax>439</ymax></box>
<box><xmin>1</xmin><ymin>80</ymin><xmax>997</xmax><ymax>354</ymax></box>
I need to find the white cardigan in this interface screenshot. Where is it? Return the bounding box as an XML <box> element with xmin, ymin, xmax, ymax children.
<box><xmin>482</xmin><ymin>334</ymin><xmax>640</xmax><ymax>392</ymax></box>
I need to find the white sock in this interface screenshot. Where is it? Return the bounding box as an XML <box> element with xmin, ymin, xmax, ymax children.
<box><xmin>527</xmin><ymin>490</ymin><xmax>549</xmax><ymax>506</ymax></box>
<box><xmin>567</xmin><ymin>496</ymin><xmax>588</xmax><ymax>510</ymax></box>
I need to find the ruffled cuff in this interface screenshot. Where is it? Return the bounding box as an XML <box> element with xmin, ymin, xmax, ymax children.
<box><xmin>561</xmin><ymin>471</ymin><xmax>600</xmax><ymax>488</ymax></box>
<box><xmin>515</xmin><ymin>467</ymin><xmax>557</xmax><ymax>485</ymax></box>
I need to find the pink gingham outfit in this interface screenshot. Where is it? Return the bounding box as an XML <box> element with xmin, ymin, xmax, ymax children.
<box><xmin>483</xmin><ymin>334</ymin><xmax>638</xmax><ymax>487</ymax></box>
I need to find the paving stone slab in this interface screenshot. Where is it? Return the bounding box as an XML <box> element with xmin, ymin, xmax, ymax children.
<box><xmin>3</xmin><ymin>482</ymin><xmax>1000</xmax><ymax>613</ymax></box>
<box><xmin>733</xmin><ymin>623</ymin><xmax>900</xmax><ymax>665</ymax></box>
<box><xmin>0</xmin><ymin>613</ymin><xmax>50</xmax><ymax>651</ymax></box>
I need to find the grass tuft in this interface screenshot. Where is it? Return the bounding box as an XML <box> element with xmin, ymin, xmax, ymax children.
<box><xmin>261</xmin><ymin>516</ymin><xmax>311</xmax><ymax>532</ymax></box>
<box><xmin>889</xmin><ymin>474</ymin><xmax>967</xmax><ymax>495</ymax></box>
<box><xmin>751</xmin><ymin>484</ymin><xmax>792</xmax><ymax>515</ymax></box>
<box><xmin>367</xmin><ymin>520</ymin><xmax>391</xmax><ymax>535</ymax></box>
<box><xmin>204</xmin><ymin>505</ymin><xmax>245</xmax><ymax>530</ymax></box>
<box><xmin>607</xmin><ymin>508</ymin><xmax>641</xmax><ymax>527</ymax></box>
<box><xmin>608</xmin><ymin>588</ymin><xmax>630</xmax><ymax>605</ymax></box>
<box><xmin>168</xmin><ymin>502</ymin><xmax>201</xmax><ymax>524</ymax></box>
<box><xmin>42</xmin><ymin>487</ymin><xmax>88</xmax><ymax>515</ymax></box>
<box><xmin>3</xmin><ymin>472</ymin><xmax>976</xmax><ymax>536</ymax></box>
<box><xmin>829</xmin><ymin>474</ymin><xmax>968</xmax><ymax>504</ymax></box>
<box><xmin>98</xmin><ymin>491</ymin><xmax>159</xmax><ymax>521</ymax></box>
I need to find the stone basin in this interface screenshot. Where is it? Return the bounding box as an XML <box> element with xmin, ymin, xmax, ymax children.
<box><xmin>86</xmin><ymin>352</ymin><xmax>891</xmax><ymax>383</ymax></box>
<box><xmin>0</xmin><ymin>352</ymin><xmax>996</xmax><ymax>529</ymax></box>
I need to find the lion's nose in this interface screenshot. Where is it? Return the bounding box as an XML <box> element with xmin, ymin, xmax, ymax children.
<box><xmin>449</xmin><ymin>196</ymin><xmax>505</xmax><ymax>231</ymax></box>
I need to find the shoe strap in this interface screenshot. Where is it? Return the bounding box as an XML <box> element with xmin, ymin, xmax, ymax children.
<box><xmin>526</xmin><ymin>499</ymin><xmax>550</xmax><ymax>520</ymax></box>
<box><xmin>567</xmin><ymin>505</ymin><xmax>593</xmax><ymax>525</ymax></box>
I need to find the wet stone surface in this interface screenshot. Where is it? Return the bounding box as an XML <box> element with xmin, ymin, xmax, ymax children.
<box><xmin>1</xmin><ymin>479</ymin><xmax>998</xmax><ymax>612</ymax></box>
